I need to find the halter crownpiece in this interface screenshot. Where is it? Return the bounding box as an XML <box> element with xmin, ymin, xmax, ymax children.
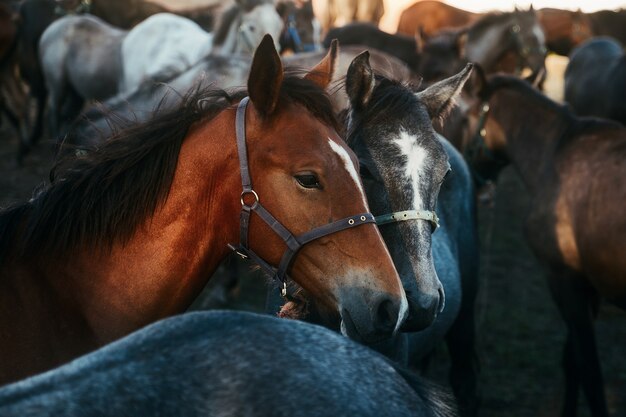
<box><xmin>228</xmin><ymin>97</ymin><xmax>377</xmax><ymax>296</ymax></box>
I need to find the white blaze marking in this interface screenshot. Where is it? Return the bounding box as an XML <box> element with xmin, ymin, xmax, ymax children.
<box><xmin>393</xmin><ymin>130</ymin><xmax>428</xmax><ymax>211</ymax></box>
<box><xmin>533</xmin><ymin>24</ymin><xmax>546</xmax><ymax>45</ymax></box>
<box><xmin>328</xmin><ymin>138</ymin><xmax>369</xmax><ymax>207</ymax></box>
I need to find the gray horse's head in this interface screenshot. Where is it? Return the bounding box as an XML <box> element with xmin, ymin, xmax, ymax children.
<box><xmin>346</xmin><ymin>53</ymin><xmax>472</xmax><ymax>331</ymax></box>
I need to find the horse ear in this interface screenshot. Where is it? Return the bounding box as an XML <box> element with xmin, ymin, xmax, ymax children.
<box><xmin>248</xmin><ymin>34</ymin><xmax>283</xmax><ymax>117</ymax></box>
<box><xmin>416</xmin><ymin>63</ymin><xmax>473</xmax><ymax>120</ymax></box>
<box><xmin>346</xmin><ymin>51</ymin><xmax>375</xmax><ymax>109</ymax></box>
<box><xmin>304</xmin><ymin>39</ymin><xmax>338</xmax><ymax>89</ymax></box>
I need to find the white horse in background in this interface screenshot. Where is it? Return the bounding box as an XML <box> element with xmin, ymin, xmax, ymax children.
<box><xmin>120</xmin><ymin>0</ymin><xmax>282</xmax><ymax>93</ymax></box>
<box><xmin>120</xmin><ymin>13</ymin><xmax>214</xmax><ymax>93</ymax></box>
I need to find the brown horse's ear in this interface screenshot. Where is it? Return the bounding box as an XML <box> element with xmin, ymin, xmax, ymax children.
<box><xmin>248</xmin><ymin>34</ymin><xmax>283</xmax><ymax>117</ymax></box>
<box><xmin>417</xmin><ymin>63</ymin><xmax>473</xmax><ymax>120</ymax></box>
<box><xmin>346</xmin><ymin>51</ymin><xmax>375</xmax><ymax>109</ymax></box>
<box><xmin>304</xmin><ymin>39</ymin><xmax>338</xmax><ymax>89</ymax></box>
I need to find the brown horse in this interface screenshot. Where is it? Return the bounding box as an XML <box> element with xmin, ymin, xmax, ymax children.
<box><xmin>537</xmin><ymin>8</ymin><xmax>593</xmax><ymax>56</ymax></box>
<box><xmin>0</xmin><ymin>36</ymin><xmax>407</xmax><ymax>386</ymax></box>
<box><xmin>587</xmin><ymin>9</ymin><xmax>626</xmax><ymax>46</ymax></box>
<box><xmin>470</xmin><ymin>74</ymin><xmax>626</xmax><ymax>417</ymax></box>
<box><xmin>396</xmin><ymin>1</ymin><xmax>481</xmax><ymax>37</ymax></box>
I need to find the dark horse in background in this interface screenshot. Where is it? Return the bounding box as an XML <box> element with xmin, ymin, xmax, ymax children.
<box><xmin>471</xmin><ymin>74</ymin><xmax>626</xmax><ymax>417</ymax></box>
<box><xmin>0</xmin><ymin>36</ymin><xmax>408</xmax><ymax>386</ymax></box>
<box><xmin>326</xmin><ymin>8</ymin><xmax>546</xmax><ymax>84</ymax></box>
<box><xmin>0</xmin><ymin>311</ymin><xmax>453</xmax><ymax>417</ymax></box>
<box><xmin>536</xmin><ymin>8</ymin><xmax>593</xmax><ymax>56</ymax></box>
<box><xmin>565</xmin><ymin>37</ymin><xmax>626</xmax><ymax>125</ymax></box>
<box><xmin>587</xmin><ymin>9</ymin><xmax>626</xmax><ymax>45</ymax></box>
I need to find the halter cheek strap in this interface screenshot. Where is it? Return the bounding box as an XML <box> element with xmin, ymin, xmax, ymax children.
<box><xmin>228</xmin><ymin>97</ymin><xmax>376</xmax><ymax>296</ymax></box>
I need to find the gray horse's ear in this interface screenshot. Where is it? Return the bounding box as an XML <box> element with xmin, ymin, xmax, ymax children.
<box><xmin>346</xmin><ymin>51</ymin><xmax>375</xmax><ymax>109</ymax></box>
<box><xmin>248</xmin><ymin>34</ymin><xmax>283</xmax><ymax>117</ymax></box>
<box><xmin>304</xmin><ymin>39</ymin><xmax>338</xmax><ymax>89</ymax></box>
<box><xmin>416</xmin><ymin>63</ymin><xmax>473</xmax><ymax>120</ymax></box>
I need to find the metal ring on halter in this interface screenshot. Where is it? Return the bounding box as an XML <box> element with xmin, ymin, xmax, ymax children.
<box><xmin>240</xmin><ymin>190</ymin><xmax>259</xmax><ymax>207</ymax></box>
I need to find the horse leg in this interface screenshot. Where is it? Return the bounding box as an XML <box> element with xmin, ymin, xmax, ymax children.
<box><xmin>548</xmin><ymin>268</ymin><xmax>608</xmax><ymax>417</ymax></box>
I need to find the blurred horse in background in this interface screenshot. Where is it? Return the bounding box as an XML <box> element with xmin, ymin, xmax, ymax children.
<box><xmin>470</xmin><ymin>73</ymin><xmax>626</xmax><ymax>417</ymax></box>
<box><xmin>119</xmin><ymin>13</ymin><xmax>214</xmax><ymax>93</ymax></box>
<box><xmin>315</xmin><ymin>0</ymin><xmax>384</xmax><ymax>34</ymax></box>
<box><xmin>536</xmin><ymin>8</ymin><xmax>593</xmax><ymax>56</ymax></box>
<box><xmin>397</xmin><ymin>1</ymin><xmax>481</xmax><ymax>37</ymax></box>
<box><xmin>277</xmin><ymin>0</ymin><xmax>321</xmax><ymax>54</ymax></box>
<box><xmin>565</xmin><ymin>37</ymin><xmax>626</xmax><ymax>125</ymax></box>
<box><xmin>39</xmin><ymin>14</ymin><xmax>126</xmax><ymax>137</ymax></box>
<box><xmin>210</xmin><ymin>0</ymin><xmax>283</xmax><ymax>55</ymax></box>
<box><xmin>587</xmin><ymin>9</ymin><xmax>626</xmax><ymax>45</ymax></box>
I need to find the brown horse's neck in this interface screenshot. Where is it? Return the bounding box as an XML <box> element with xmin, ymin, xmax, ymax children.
<box><xmin>62</xmin><ymin>109</ymin><xmax>242</xmax><ymax>344</ymax></box>
<box><xmin>488</xmin><ymin>87</ymin><xmax>570</xmax><ymax>194</ymax></box>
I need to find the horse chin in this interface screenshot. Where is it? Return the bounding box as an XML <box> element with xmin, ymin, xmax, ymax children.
<box><xmin>340</xmin><ymin>308</ymin><xmax>391</xmax><ymax>346</ymax></box>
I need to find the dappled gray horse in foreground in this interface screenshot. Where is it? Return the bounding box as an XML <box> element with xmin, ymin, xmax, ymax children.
<box><xmin>0</xmin><ymin>311</ymin><xmax>454</xmax><ymax>417</ymax></box>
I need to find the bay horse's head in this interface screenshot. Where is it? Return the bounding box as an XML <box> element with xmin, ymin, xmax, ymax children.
<box><xmin>345</xmin><ymin>52</ymin><xmax>473</xmax><ymax>331</ymax></box>
<box><xmin>276</xmin><ymin>0</ymin><xmax>321</xmax><ymax>54</ymax></box>
<box><xmin>219</xmin><ymin>36</ymin><xmax>407</xmax><ymax>343</ymax></box>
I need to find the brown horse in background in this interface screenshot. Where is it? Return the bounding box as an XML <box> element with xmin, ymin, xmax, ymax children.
<box><xmin>536</xmin><ymin>8</ymin><xmax>593</xmax><ymax>56</ymax></box>
<box><xmin>0</xmin><ymin>36</ymin><xmax>407</xmax><ymax>386</ymax></box>
<box><xmin>396</xmin><ymin>1</ymin><xmax>481</xmax><ymax>37</ymax></box>
<box><xmin>587</xmin><ymin>9</ymin><xmax>626</xmax><ymax>46</ymax></box>
<box><xmin>471</xmin><ymin>74</ymin><xmax>626</xmax><ymax>417</ymax></box>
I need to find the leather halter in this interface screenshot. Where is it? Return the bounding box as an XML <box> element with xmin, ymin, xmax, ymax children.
<box><xmin>376</xmin><ymin>210</ymin><xmax>439</xmax><ymax>230</ymax></box>
<box><xmin>227</xmin><ymin>97</ymin><xmax>377</xmax><ymax>296</ymax></box>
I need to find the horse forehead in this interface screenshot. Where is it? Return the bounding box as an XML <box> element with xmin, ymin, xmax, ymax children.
<box><xmin>327</xmin><ymin>138</ymin><xmax>367</xmax><ymax>204</ymax></box>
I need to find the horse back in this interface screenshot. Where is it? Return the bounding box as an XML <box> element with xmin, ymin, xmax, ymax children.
<box><xmin>565</xmin><ymin>38</ymin><xmax>626</xmax><ymax>122</ymax></box>
<box><xmin>397</xmin><ymin>1</ymin><xmax>479</xmax><ymax>36</ymax></box>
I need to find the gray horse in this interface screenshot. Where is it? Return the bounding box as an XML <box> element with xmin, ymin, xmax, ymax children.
<box><xmin>39</xmin><ymin>14</ymin><xmax>126</xmax><ymax>137</ymax></box>
<box><xmin>273</xmin><ymin>55</ymin><xmax>479</xmax><ymax>415</ymax></box>
<box><xmin>0</xmin><ymin>311</ymin><xmax>454</xmax><ymax>417</ymax></box>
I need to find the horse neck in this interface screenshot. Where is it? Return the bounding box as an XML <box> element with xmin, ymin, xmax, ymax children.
<box><xmin>490</xmin><ymin>87</ymin><xmax>570</xmax><ymax>194</ymax></box>
<box><xmin>213</xmin><ymin>13</ymin><xmax>240</xmax><ymax>55</ymax></box>
<box><xmin>62</xmin><ymin>110</ymin><xmax>241</xmax><ymax>342</ymax></box>
<box><xmin>465</xmin><ymin>17</ymin><xmax>515</xmax><ymax>70</ymax></box>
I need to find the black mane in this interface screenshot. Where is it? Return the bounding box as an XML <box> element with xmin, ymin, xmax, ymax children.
<box><xmin>347</xmin><ymin>76</ymin><xmax>420</xmax><ymax>143</ymax></box>
<box><xmin>0</xmin><ymin>74</ymin><xmax>338</xmax><ymax>264</ymax></box>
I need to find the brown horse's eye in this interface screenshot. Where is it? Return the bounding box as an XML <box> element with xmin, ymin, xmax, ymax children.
<box><xmin>295</xmin><ymin>174</ymin><xmax>321</xmax><ymax>189</ymax></box>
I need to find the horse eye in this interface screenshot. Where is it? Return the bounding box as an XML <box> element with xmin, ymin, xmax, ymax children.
<box><xmin>295</xmin><ymin>174</ymin><xmax>321</xmax><ymax>189</ymax></box>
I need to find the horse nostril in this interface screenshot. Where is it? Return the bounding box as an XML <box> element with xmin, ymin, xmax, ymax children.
<box><xmin>437</xmin><ymin>286</ymin><xmax>446</xmax><ymax>313</ymax></box>
<box><xmin>374</xmin><ymin>298</ymin><xmax>399</xmax><ymax>333</ymax></box>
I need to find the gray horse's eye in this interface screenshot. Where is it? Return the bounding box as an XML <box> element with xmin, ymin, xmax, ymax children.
<box><xmin>295</xmin><ymin>173</ymin><xmax>321</xmax><ymax>189</ymax></box>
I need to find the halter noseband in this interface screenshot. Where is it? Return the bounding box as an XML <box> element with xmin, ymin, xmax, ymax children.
<box><xmin>376</xmin><ymin>210</ymin><xmax>439</xmax><ymax>230</ymax></box>
<box><xmin>228</xmin><ymin>97</ymin><xmax>377</xmax><ymax>296</ymax></box>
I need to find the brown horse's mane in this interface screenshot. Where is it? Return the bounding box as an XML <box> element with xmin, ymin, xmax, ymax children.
<box><xmin>0</xmin><ymin>73</ymin><xmax>338</xmax><ymax>264</ymax></box>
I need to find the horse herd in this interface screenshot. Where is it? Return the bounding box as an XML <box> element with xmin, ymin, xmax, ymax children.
<box><xmin>0</xmin><ymin>1</ymin><xmax>624</xmax><ymax>416</ymax></box>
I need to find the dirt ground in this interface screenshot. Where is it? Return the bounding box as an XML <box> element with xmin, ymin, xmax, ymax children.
<box><xmin>0</xmin><ymin>58</ymin><xmax>624</xmax><ymax>416</ymax></box>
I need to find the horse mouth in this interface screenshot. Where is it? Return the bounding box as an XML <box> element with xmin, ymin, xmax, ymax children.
<box><xmin>340</xmin><ymin>308</ymin><xmax>389</xmax><ymax>345</ymax></box>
